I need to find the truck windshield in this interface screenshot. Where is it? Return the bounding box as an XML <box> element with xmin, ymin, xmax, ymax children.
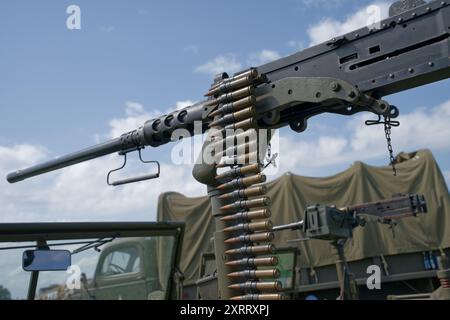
<box><xmin>0</xmin><ymin>235</ymin><xmax>177</xmax><ymax>300</ymax></box>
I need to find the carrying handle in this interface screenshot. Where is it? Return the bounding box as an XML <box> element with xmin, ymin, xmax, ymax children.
<box><xmin>107</xmin><ymin>148</ymin><xmax>160</xmax><ymax>186</ymax></box>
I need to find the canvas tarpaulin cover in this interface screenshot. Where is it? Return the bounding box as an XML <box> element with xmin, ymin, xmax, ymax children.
<box><xmin>157</xmin><ymin>149</ymin><xmax>450</xmax><ymax>285</ymax></box>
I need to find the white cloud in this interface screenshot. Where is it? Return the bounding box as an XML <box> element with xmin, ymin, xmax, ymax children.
<box><xmin>108</xmin><ymin>101</ymin><xmax>158</xmax><ymax>138</ymax></box>
<box><xmin>195</xmin><ymin>54</ymin><xmax>243</xmax><ymax>76</ymax></box>
<box><xmin>175</xmin><ymin>100</ymin><xmax>194</xmax><ymax>110</ymax></box>
<box><xmin>246</xmin><ymin>50</ymin><xmax>282</xmax><ymax>66</ymax></box>
<box><xmin>287</xmin><ymin>40</ymin><xmax>304</xmax><ymax>51</ymax></box>
<box><xmin>0</xmin><ymin>144</ymin><xmax>47</xmax><ymax>173</ymax></box>
<box><xmin>108</xmin><ymin>100</ymin><xmax>194</xmax><ymax>138</ymax></box>
<box><xmin>276</xmin><ymin>99</ymin><xmax>450</xmax><ymax>174</ymax></box>
<box><xmin>307</xmin><ymin>2</ymin><xmax>390</xmax><ymax>46</ymax></box>
<box><xmin>196</xmin><ymin>50</ymin><xmax>282</xmax><ymax>76</ymax></box>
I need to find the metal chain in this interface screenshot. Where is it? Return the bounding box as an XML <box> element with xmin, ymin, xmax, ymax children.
<box><xmin>383</xmin><ymin>115</ymin><xmax>397</xmax><ymax>176</ymax></box>
<box><xmin>264</xmin><ymin>130</ymin><xmax>278</xmax><ymax>169</ymax></box>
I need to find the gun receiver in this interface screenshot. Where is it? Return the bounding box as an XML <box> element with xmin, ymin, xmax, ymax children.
<box><xmin>342</xmin><ymin>193</ymin><xmax>427</xmax><ymax>220</ymax></box>
<box><xmin>6</xmin><ymin>0</ymin><xmax>450</xmax><ymax>184</ymax></box>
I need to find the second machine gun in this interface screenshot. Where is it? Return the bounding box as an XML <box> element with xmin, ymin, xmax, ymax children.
<box><xmin>6</xmin><ymin>0</ymin><xmax>450</xmax><ymax>300</ymax></box>
<box><xmin>273</xmin><ymin>193</ymin><xmax>428</xmax><ymax>300</ymax></box>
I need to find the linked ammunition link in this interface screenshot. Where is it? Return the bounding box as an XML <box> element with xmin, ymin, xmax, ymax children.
<box><xmin>215</xmin><ymin>164</ymin><xmax>261</xmax><ymax>181</ymax></box>
<box><xmin>220</xmin><ymin>140</ymin><xmax>259</xmax><ymax>159</ymax></box>
<box><xmin>228</xmin><ymin>281</ymin><xmax>282</xmax><ymax>291</ymax></box>
<box><xmin>208</xmin><ymin>68</ymin><xmax>281</xmax><ymax>300</ymax></box>
<box><xmin>222</xmin><ymin>220</ymin><xmax>273</xmax><ymax>233</ymax></box>
<box><xmin>216</xmin><ymin>151</ymin><xmax>259</xmax><ymax>168</ymax></box>
<box><xmin>225</xmin><ymin>244</ymin><xmax>275</xmax><ymax>256</ymax></box>
<box><xmin>224</xmin><ymin>232</ymin><xmax>275</xmax><ymax>244</ymax></box>
<box><xmin>227</xmin><ymin>269</ymin><xmax>280</xmax><ymax>279</ymax></box>
<box><xmin>220</xmin><ymin>197</ymin><xmax>271</xmax><ymax>213</ymax></box>
<box><xmin>220</xmin><ymin>208</ymin><xmax>271</xmax><ymax>222</ymax></box>
<box><xmin>225</xmin><ymin>257</ymin><xmax>279</xmax><ymax>267</ymax></box>
<box><xmin>230</xmin><ymin>294</ymin><xmax>287</xmax><ymax>301</ymax></box>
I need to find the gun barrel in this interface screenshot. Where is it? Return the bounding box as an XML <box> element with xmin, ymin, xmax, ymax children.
<box><xmin>272</xmin><ymin>220</ymin><xmax>304</xmax><ymax>232</ymax></box>
<box><xmin>7</xmin><ymin>102</ymin><xmax>207</xmax><ymax>184</ymax></box>
<box><xmin>7</xmin><ymin>137</ymin><xmax>126</xmax><ymax>183</ymax></box>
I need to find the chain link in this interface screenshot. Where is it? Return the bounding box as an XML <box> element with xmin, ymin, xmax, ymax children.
<box><xmin>264</xmin><ymin>129</ymin><xmax>278</xmax><ymax>169</ymax></box>
<box><xmin>383</xmin><ymin>114</ymin><xmax>397</xmax><ymax>176</ymax></box>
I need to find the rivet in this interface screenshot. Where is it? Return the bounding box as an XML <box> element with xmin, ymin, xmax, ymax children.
<box><xmin>389</xmin><ymin>73</ymin><xmax>395</xmax><ymax>79</ymax></box>
<box><xmin>408</xmin><ymin>68</ymin><xmax>414</xmax><ymax>73</ymax></box>
<box><xmin>428</xmin><ymin>62</ymin><xmax>434</xmax><ymax>67</ymax></box>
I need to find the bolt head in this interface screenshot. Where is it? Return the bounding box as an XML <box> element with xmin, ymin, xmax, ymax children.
<box><xmin>330</xmin><ymin>82</ymin><xmax>340</xmax><ymax>91</ymax></box>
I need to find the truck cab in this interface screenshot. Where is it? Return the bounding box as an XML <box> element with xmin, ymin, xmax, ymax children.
<box><xmin>88</xmin><ymin>237</ymin><xmax>166</xmax><ymax>300</ymax></box>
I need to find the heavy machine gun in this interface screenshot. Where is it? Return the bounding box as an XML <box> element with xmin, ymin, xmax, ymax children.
<box><xmin>272</xmin><ymin>193</ymin><xmax>428</xmax><ymax>238</ymax></box>
<box><xmin>272</xmin><ymin>194</ymin><xmax>428</xmax><ymax>300</ymax></box>
<box><xmin>6</xmin><ymin>0</ymin><xmax>450</xmax><ymax>300</ymax></box>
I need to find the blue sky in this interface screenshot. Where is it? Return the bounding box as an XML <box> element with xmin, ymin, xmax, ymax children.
<box><xmin>0</xmin><ymin>0</ymin><xmax>449</xmax><ymax>224</ymax></box>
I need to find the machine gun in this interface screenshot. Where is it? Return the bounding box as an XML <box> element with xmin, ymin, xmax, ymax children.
<box><xmin>6</xmin><ymin>0</ymin><xmax>450</xmax><ymax>300</ymax></box>
<box><xmin>273</xmin><ymin>194</ymin><xmax>428</xmax><ymax>300</ymax></box>
<box><xmin>272</xmin><ymin>193</ymin><xmax>428</xmax><ymax>240</ymax></box>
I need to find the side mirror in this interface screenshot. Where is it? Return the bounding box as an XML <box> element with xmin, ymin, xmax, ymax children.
<box><xmin>22</xmin><ymin>249</ymin><xmax>71</xmax><ymax>272</ymax></box>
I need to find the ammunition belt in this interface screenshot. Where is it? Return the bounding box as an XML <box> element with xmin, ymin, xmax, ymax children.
<box><xmin>206</xmin><ymin>69</ymin><xmax>282</xmax><ymax>300</ymax></box>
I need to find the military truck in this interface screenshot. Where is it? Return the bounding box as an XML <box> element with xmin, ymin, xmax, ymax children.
<box><xmin>159</xmin><ymin>150</ymin><xmax>450</xmax><ymax>300</ymax></box>
<box><xmin>67</xmin><ymin>237</ymin><xmax>177</xmax><ymax>300</ymax></box>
